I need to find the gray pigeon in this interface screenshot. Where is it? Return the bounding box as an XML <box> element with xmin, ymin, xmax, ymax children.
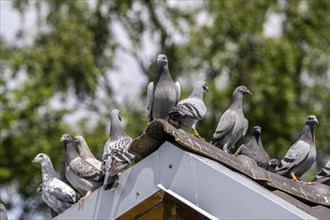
<box><xmin>102</xmin><ymin>109</ymin><xmax>135</xmax><ymax>191</ymax></box>
<box><xmin>234</xmin><ymin>126</ymin><xmax>270</xmax><ymax>170</ymax></box>
<box><xmin>210</xmin><ymin>86</ymin><xmax>252</xmax><ymax>152</ymax></box>
<box><xmin>169</xmin><ymin>81</ymin><xmax>208</xmax><ymax>139</ymax></box>
<box><xmin>73</xmin><ymin>135</ymin><xmax>102</xmax><ymax>171</ymax></box>
<box><xmin>32</xmin><ymin>153</ymin><xmax>80</xmax><ymax>215</ymax></box>
<box><xmin>147</xmin><ymin>54</ymin><xmax>180</xmax><ymax>121</ymax></box>
<box><xmin>275</xmin><ymin>115</ymin><xmax>318</xmax><ymax>181</ymax></box>
<box><xmin>0</xmin><ymin>203</ymin><xmax>8</xmax><ymax>220</ymax></box>
<box><xmin>313</xmin><ymin>160</ymin><xmax>330</xmax><ymax>185</ymax></box>
<box><xmin>60</xmin><ymin>134</ymin><xmax>103</xmax><ymax>203</ymax></box>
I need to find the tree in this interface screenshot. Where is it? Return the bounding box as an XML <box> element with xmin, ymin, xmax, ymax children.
<box><xmin>0</xmin><ymin>0</ymin><xmax>329</xmax><ymax>218</ymax></box>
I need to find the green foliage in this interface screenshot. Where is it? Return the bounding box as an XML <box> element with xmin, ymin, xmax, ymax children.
<box><xmin>0</xmin><ymin>0</ymin><xmax>329</xmax><ymax>218</ymax></box>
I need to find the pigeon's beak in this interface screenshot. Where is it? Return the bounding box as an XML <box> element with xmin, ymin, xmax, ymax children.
<box><xmin>203</xmin><ymin>85</ymin><xmax>209</xmax><ymax>92</ymax></box>
<box><xmin>314</xmin><ymin>118</ymin><xmax>319</xmax><ymax>124</ymax></box>
<box><xmin>60</xmin><ymin>136</ymin><xmax>65</xmax><ymax>142</ymax></box>
<box><xmin>256</xmin><ymin>128</ymin><xmax>261</xmax><ymax>133</ymax></box>
<box><xmin>246</xmin><ymin>90</ymin><xmax>252</xmax><ymax>95</ymax></box>
<box><xmin>32</xmin><ymin>158</ymin><xmax>37</xmax><ymax>163</ymax></box>
<box><xmin>157</xmin><ymin>58</ymin><xmax>161</xmax><ymax>63</ymax></box>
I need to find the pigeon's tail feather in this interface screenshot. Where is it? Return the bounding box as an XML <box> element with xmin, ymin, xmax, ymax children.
<box><xmin>75</xmin><ymin>193</ymin><xmax>81</xmax><ymax>202</ymax></box>
<box><xmin>168</xmin><ymin>110</ymin><xmax>183</xmax><ymax>121</ymax></box>
<box><xmin>103</xmin><ymin>175</ymin><xmax>118</xmax><ymax>191</ymax></box>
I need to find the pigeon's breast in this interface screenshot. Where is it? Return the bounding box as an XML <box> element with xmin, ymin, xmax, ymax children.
<box><xmin>153</xmin><ymin>82</ymin><xmax>177</xmax><ymax>119</ymax></box>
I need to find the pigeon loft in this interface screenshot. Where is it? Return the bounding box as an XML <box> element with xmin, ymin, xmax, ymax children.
<box><xmin>54</xmin><ymin>119</ymin><xmax>330</xmax><ymax>220</ymax></box>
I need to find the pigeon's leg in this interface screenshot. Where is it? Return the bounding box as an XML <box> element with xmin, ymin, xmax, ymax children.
<box><xmin>291</xmin><ymin>174</ymin><xmax>302</xmax><ymax>182</ymax></box>
<box><xmin>79</xmin><ymin>191</ymin><xmax>91</xmax><ymax>205</ymax></box>
<box><xmin>291</xmin><ymin>174</ymin><xmax>315</xmax><ymax>184</ymax></box>
<box><xmin>192</xmin><ymin>128</ymin><xmax>205</xmax><ymax>140</ymax></box>
<box><xmin>223</xmin><ymin>145</ymin><xmax>230</xmax><ymax>153</ymax></box>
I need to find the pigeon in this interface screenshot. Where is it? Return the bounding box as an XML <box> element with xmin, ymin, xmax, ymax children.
<box><xmin>168</xmin><ymin>81</ymin><xmax>208</xmax><ymax>139</ymax></box>
<box><xmin>275</xmin><ymin>115</ymin><xmax>318</xmax><ymax>182</ymax></box>
<box><xmin>32</xmin><ymin>153</ymin><xmax>80</xmax><ymax>215</ymax></box>
<box><xmin>313</xmin><ymin>160</ymin><xmax>330</xmax><ymax>185</ymax></box>
<box><xmin>0</xmin><ymin>203</ymin><xmax>8</xmax><ymax>220</ymax></box>
<box><xmin>234</xmin><ymin>126</ymin><xmax>270</xmax><ymax>170</ymax></box>
<box><xmin>73</xmin><ymin>135</ymin><xmax>102</xmax><ymax>171</ymax></box>
<box><xmin>35</xmin><ymin>183</ymin><xmax>58</xmax><ymax>218</ymax></box>
<box><xmin>60</xmin><ymin>134</ymin><xmax>103</xmax><ymax>203</ymax></box>
<box><xmin>268</xmin><ymin>159</ymin><xmax>281</xmax><ymax>173</ymax></box>
<box><xmin>147</xmin><ymin>54</ymin><xmax>181</xmax><ymax>121</ymax></box>
<box><xmin>102</xmin><ymin>109</ymin><xmax>135</xmax><ymax>191</ymax></box>
<box><xmin>210</xmin><ymin>86</ymin><xmax>252</xmax><ymax>152</ymax></box>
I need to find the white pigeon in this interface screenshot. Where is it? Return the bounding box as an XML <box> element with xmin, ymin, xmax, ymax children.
<box><xmin>32</xmin><ymin>153</ymin><xmax>80</xmax><ymax>215</ymax></box>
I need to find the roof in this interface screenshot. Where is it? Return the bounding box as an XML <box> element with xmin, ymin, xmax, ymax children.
<box><xmin>54</xmin><ymin>119</ymin><xmax>330</xmax><ymax>219</ymax></box>
<box><xmin>129</xmin><ymin>119</ymin><xmax>330</xmax><ymax>217</ymax></box>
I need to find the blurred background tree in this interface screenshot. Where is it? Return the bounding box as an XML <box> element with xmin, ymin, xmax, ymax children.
<box><xmin>0</xmin><ymin>0</ymin><xmax>329</xmax><ymax>218</ymax></box>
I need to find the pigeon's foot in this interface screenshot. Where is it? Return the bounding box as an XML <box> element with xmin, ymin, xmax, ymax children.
<box><xmin>79</xmin><ymin>191</ymin><xmax>91</xmax><ymax>205</ymax></box>
<box><xmin>291</xmin><ymin>175</ymin><xmax>313</xmax><ymax>184</ymax></box>
<box><xmin>192</xmin><ymin>129</ymin><xmax>205</xmax><ymax>140</ymax></box>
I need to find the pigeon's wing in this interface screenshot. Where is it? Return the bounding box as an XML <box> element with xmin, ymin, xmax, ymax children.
<box><xmin>243</xmin><ymin>119</ymin><xmax>249</xmax><ymax>137</ymax></box>
<box><xmin>175</xmin><ymin>82</ymin><xmax>181</xmax><ymax>105</ymax></box>
<box><xmin>174</xmin><ymin>99</ymin><xmax>204</xmax><ymax>120</ymax></box>
<box><xmin>275</xmin><ymin>140</ymin><xmax>310</xmax><ymax>173</ymax></box>
<box><xmin>70</xmin><ymin>158</ymin><xmax>102</xmax><ymax>181</ymax></box>
<box><xmin>314</xmin><ymin>161</ymin><xmax>330</xmax><ymax>181</ymax></box>
<box><xmin>50</xmin><ymin>209</ymin><xmax>59</xmax><ymax>218</ymax></box>
<box><xmin>50</xmin><ymin>179</ymin><xmax>77</xmax><ymax>204</ymax></box>
<box><xmin>234</xmin><ymin>144</ymin><xmax>248</xmax><ymax>156</ymax></box>
<box><xmin>146</xmin><ymin>82</ymin><xmax>154</xmax><ymax>121</ymax></box>
<box><xmin>110</xmin><ymin>137</ymin><xmax>135</xmax><ymax>163</ymax></box>
<box><xmin>108</xmin><ymin>159</ymin><xmax>129</xmax><ymax>176</ymax></box>
<box><xmin>212</xmin><ymin>110</ymin><xmax>235</xmax><ymax>139</ymax></box>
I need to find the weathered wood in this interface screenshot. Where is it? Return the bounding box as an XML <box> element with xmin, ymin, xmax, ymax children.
<box><xmin>116</xmin><ymin>191</ymin><xmax>164</xmax><ymax>220</ymax></box>
<box><xmin>129</xmin><ymin>119</ymin><xmax>330</xmax><ymax>208</ymax></box>
<box><xmin>272</xmin><ymin>190</ymin><xmax>330</xmax><ymax>220</ymax></box>
<box><xmin>163</xmin><ymin>193</ymin><xmax>209</xmax><ymax>220</ymax></box>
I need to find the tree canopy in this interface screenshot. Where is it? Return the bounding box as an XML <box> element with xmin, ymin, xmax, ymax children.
<box><xmin>0</xmin><ymin>0</ymin><xmax>329</xmax><ymax>218</ymax></box>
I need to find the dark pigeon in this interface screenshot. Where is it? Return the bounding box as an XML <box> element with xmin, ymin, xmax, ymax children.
<box><xmin>32</xmin><ymin>153</ymin><xmax>80</xmax><ymax>215</ymax></box>
<box><xmin>147</xmin><ymin>54</ymin><xmax>180</xmax><ymax>121</ymax></box>
<box><xmin>169</xmin><ymin>81</ymin><xmax>208</xmax><ymax>139</ymax></box>
<box><xmin>61</xmin><ymin>134</ymin><xmax>103</xmax><ymax>203</ymax></box>
<box><xmin>102</xmin><ymin>109</ymin><xmax>135</xmax><ymax>191</ymax></box>
<box><xmin>313</xmin><ymin>160</ymin><xmax>330</xmax><ymax>185</ymax></box>
<box><xmin>275</xmin><ymin>115</ymin><xmax>318</xmax><ymax>182</ymax></box>
<box><xmin>210</xmin><ymin>86</ymin><xmax>252</xmax><ymax>152</ymax></box>
<box><xmin>73</xmin><ymin>135</ymin><xmax>102</xmax><ymax>171</ymax></box>
<box><xmin>235</xmin><ymin>126</ymin><xmax>270</xmax><ymax>170</ymax></box>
